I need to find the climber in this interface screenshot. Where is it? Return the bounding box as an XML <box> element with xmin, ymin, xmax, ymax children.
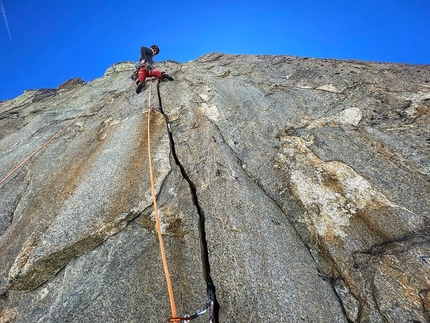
<box><xmin>132</xmin><ymin>45</ymin><xmax>174</xmax><ymax>94</ymax></box>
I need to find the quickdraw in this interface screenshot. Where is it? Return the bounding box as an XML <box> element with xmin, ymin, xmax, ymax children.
<box><xmin>167</xmin><ymin>287</ymin><xmax>215</xmax><ymax>322</ymax></box>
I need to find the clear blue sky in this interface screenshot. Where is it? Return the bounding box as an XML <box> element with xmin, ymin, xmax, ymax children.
<box><xmin>0</xmin><ymin>0</ymin><xmax>429</xmax><ymax>101</ymax></box>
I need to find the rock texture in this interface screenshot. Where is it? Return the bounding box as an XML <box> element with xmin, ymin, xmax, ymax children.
<box><xmin>58</xmin><ymin>78</ymin><xmax>85</xmax><ymax>91</ymax></box>
<box><xmin>0</xmin><ymin>53</ymin><xmax>429</xmax><ymax>322</ymax></box>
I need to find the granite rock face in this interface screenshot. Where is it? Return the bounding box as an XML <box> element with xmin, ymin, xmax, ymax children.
<box><xmin>58</xmin><ymin>78</ymin><xmax>85</xmax><ymax>91</ymax></box>
<box><xmin>0</xmin><ymin>53</ymin><xmax>429</xmax><ymax>322</ymax></box>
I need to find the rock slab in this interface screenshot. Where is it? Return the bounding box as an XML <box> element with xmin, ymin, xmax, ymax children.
<box><xmin>0</xmin><ymin>53</ymin><xmax>429</xmax><ymax>322</ymax></box>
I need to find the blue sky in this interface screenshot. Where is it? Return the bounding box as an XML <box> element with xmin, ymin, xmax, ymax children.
<box><xmin>0</xmin><ymin>0</ymin><xmax>429</xmax><ymax>101</ymax></box>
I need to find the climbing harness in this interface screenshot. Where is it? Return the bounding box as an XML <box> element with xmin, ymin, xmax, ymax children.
<box><xmin>0</xmin><ymin>89</ymin><xmax>117</xmax><ymax>187</ymax></box>
<box><xmin>146</xmin><ymin>80</ymin><xmax>216</xmax><ymax>323</ymax></box>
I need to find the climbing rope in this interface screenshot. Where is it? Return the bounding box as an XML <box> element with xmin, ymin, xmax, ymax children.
<box><xmin>1</xmin><ymin>76</ymin><xmax>216</xmax><ymax>321</ymax></box>
<box><xmin>0</xmin><ymin>89</ymin><xmax>116</xmax><ymax>187</ymax></box>
<box><xmin>147</xmin><ymin>79</ymin><xmax>216</xmax><ymax>323</ymax></box>
<box><xmin>146</xmin><ymin>79</ymin><xmax>178</xmax><ymax>319</ymax></box>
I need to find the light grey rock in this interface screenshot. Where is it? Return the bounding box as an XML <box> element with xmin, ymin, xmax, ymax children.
<box><xmin>58</xmin><ymin>78</ymin><xmax>85</xmax><ymax>91</ymax></box>
<box><xmin>0</xmin><ymin>53</ymin><xmax>429</xmax><ymax>322</ymax></box>
<box><xmin>104</xmin><ymin>61</ymin><xmax>135</xmax><ymax>76</ymax></box>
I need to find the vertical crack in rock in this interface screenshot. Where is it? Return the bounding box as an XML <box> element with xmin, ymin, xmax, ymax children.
<box><xmin>202</xmin><ymin>118</ymin><xmax>354</xmax><ymax>320</ymax></box>
<box><xmin>156</xmin><ymin>82</ymin><xmax>219</xmax><ymax>322</ymax></box>
<box><xmin>243</xmin><ymin>156</ymin><xmax>354</xmax><ymax>320</ymax></box>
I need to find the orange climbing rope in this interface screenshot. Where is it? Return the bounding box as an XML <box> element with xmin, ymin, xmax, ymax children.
<box><xmin>146</xmin><ymin>80</ymin><xmax>178</xmax><ymax>319</ymax></box>
<box><xmin>2</xmin><ymin>77</ymin><xmax>211</xmax><ymax>321</ymax></box>
<box><xmin>0</xmin><ymin>89</ymin><xmax>115</xmax><ymax>187</ymax></box>
<box><xmin>146</xmin><ymin>79</ymin><xmax>215</xmax><ymax>323</ymax></box>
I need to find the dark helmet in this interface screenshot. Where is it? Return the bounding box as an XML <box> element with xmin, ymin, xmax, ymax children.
<box><xmin>150</xmin><ymin>45</ymin><xmax>160</xmax><ymax>55</ymax></box>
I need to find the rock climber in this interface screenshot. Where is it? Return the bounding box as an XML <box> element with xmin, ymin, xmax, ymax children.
<box><xmin>132</xmin><ymin>45</ymin><xmax>174</xmax><ymax>94</ymax></box>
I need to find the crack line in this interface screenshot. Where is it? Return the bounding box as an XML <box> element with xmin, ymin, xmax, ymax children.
<box><xmin>155</xmin><ymin>81</ymin><xmax>219</xmax><ymax>322</ymax></box>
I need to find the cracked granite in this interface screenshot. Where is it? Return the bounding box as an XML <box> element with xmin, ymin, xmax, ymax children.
<box><xmin>0</xmin><ymin>54</ymin><xmax>429</xmax><ymax>322</ymax></box>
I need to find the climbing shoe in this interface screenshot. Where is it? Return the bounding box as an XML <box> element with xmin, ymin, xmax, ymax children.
<box><xmin>136</xmin><ymin>82</ymin><xmax>144</xmax><ymax>94</ymax></box>
<box><xmin>162</xmin><ymin>72</ymin><xmax>174</xmax><ymax>81</ymax></box>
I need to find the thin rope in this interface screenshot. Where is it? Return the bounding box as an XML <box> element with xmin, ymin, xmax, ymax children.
<box><xmin>146</xmin><ymin>79</ymin><xmax>178</xmax><ymax>319</ymax></box>
<box><xmin>0</xmin><ymin>89</ymin><xmax>115</xmax><ymax>187</ymax></box>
